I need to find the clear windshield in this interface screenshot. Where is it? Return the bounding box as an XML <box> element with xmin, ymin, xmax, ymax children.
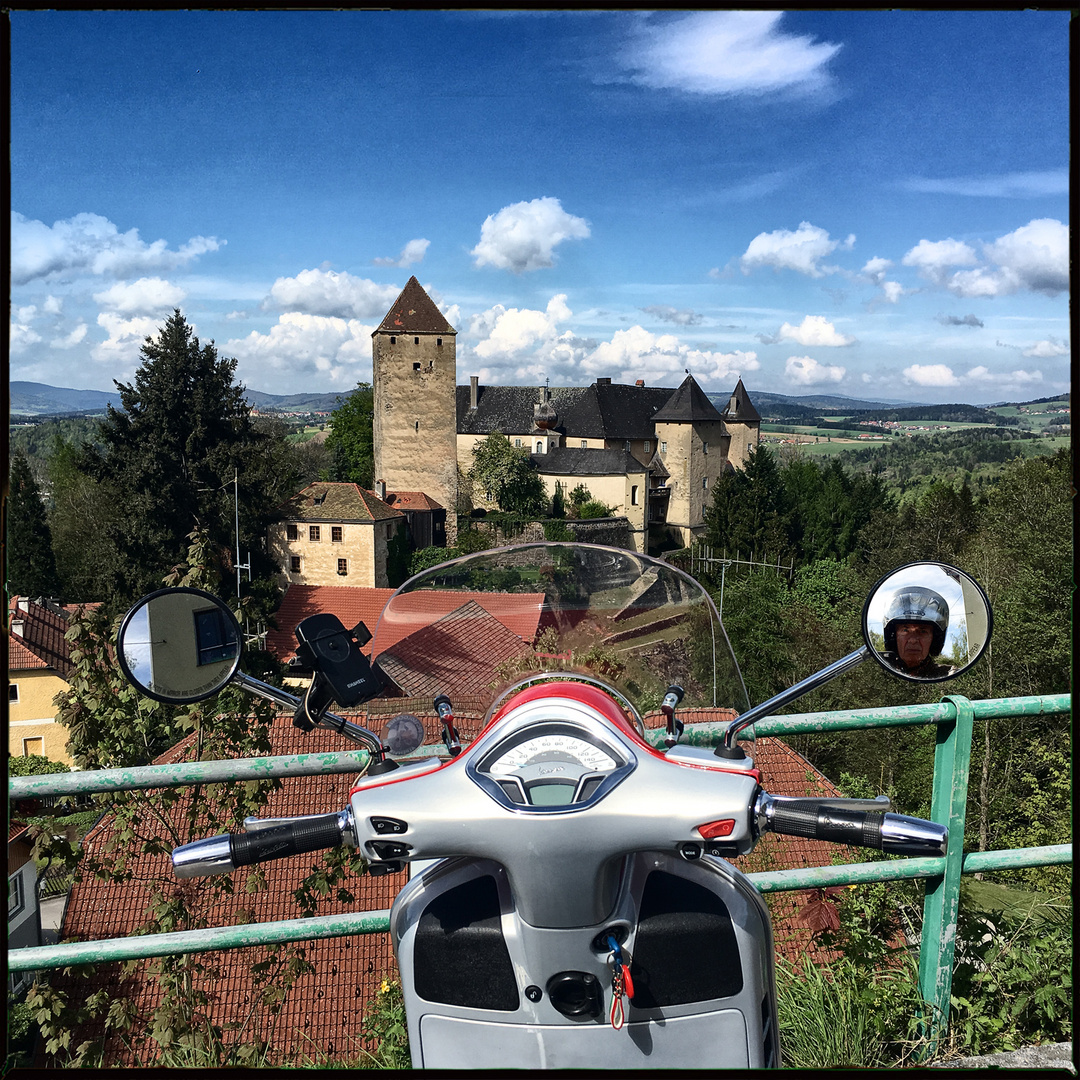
<box><xmin>368</xmin><ymin>543</ymin><xmax>749</xmax><ymax>737</ymax></box>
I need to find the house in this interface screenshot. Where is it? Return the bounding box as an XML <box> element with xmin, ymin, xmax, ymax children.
<box><xmin>370</xmin><ymin>278</ymin><xmax>761</xmax><ymax>554</ymax></box>
<box><xmin>8</xmin><ymin>821</ymin><xmax>41</xmax><ymax>998</ymax></box>
<box><xmin>7</xmin><ymin>596</ymin><xmax>89</xmax><ymax>764</ymax></box>
<box><xmin>48</xmin><ymin>701</ymin><xmax>851</xmax><ymax>1067</ymax></box>
<box><xmin>268</xmin><ymin>482</ymin><xmax>406</xmax><ymax>590</ymax></box>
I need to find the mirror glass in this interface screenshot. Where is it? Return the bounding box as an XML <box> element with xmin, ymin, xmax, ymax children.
<box><xmin>862</xmin><ymin>562</ymin><xmax>992</xmax><ymax>682</ymax></box>
<box><xmin>117</xmin><ymin>587</ymin><xmax>242</xmax><ymax>703</ymax></box>
<box><xmin>381</xmin><ymin>713</ymin><xmax>426</xmax><ymax>757</ymax></box>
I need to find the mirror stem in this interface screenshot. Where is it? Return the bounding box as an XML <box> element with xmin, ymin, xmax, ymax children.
<box><xmin>721</xmin><ymin>645</ymin><xmax>870</xmax><ymax>752</ymax></box>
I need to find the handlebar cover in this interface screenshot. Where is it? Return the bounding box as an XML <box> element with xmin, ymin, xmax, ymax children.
<box><xmin>769</xmin><ymin>801</ymin><xmax>947</xmax><ymax>857</ymax></box>
<box><xmin>229</xmin><ymin>814</ymin><xmax>347</xmax><ymax>868</ymax></box>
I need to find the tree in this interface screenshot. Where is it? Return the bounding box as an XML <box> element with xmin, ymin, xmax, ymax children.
<box><xmin>324</xmin><ymin>382</ymin><xmax>374</xmax><ymax>486</ymax></box>
<box><xmin>7</xmin><ymin>450</ymin><xmax>60</xmax><ymax>597</ymax></box>
<box><xmin>74</xmin><ymin>310</ymin><xmax>293</xmax><ymax>606</ymax></box>
<box><xmin>704</xmin><ymin>444</ymin><xmax>790</xmax><ymax>560</ymax></box>
<box><xmin>469</xmin><ymin>433</ymin><xmax>547</xmax><ymax>516</ymax></box>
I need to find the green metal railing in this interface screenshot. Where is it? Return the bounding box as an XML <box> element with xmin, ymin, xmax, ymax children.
<box><xmin>8</xmin><ymin>692</ymin><xmax>1072</xmax><ymax>1054</ymax></box>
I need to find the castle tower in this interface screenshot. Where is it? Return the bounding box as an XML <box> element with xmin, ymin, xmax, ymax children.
<box><xmin>372</xmin><ymin>277</ymin><xmax>458</xmax><ymax>542</ymax></box>
<box><xmin>651</xmin><ymin>375</ymin><xmax>730</xmax><ymax>547</ymax></box>
<box><xmin>719</xmin><ymin>377</ymin><xmax>761</xmax><ymax>469</ymax></box>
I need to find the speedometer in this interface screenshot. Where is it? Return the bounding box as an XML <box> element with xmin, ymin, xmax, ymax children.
<box><xmin>488</xmin><ymin>734</ymin><xmax>618</xmax><ymax>775</ymax></box>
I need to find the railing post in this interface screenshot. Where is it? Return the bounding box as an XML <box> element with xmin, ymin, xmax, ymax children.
<box><xmin>917</xmin><ymin>694</ymin><xmax>974</xmax><ymax>1056</ymax></box>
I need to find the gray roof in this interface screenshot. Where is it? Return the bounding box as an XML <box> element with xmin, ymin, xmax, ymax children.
<box><xmin>458</xmin><ymin>380</ymin><xmax>679</xmax><ymax>439</ymax></box>
<box><xmin>652</xmin><ymin>375</ymin><xmax>727</xmax><ymax>424</ymax></box>
<box><xmin>530</xmin><ymin>446</ymin><xmax>647</xmax><ymax>477</ymax></box>
<box><xmin>720</xmin><ymin>378</ymin><xmax>761</xmax><ymax>422</ymax></box>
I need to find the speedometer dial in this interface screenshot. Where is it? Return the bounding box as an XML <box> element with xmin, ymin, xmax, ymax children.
<box><xmin>488</xmin><ymin>734</ymin><xmax>618</xmax><ymax>775</ymax></box>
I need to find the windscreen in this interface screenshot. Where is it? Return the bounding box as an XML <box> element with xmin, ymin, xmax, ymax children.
<box><xmin>369</xmin><ymin>543</ymin><xmax>749</xmax><ymax>728</ymax></box>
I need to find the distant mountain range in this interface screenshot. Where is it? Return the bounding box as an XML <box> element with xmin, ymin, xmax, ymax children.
<box><xmin>9</xmin><ymin>379</ymin><xmax>1062</xmax><ymax>420</ymax></box>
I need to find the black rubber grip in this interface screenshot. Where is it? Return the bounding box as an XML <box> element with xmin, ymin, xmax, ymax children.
<box><xmin>770</xmin><ymin>801</ymin><xmax>884</xmax><ymax>849</ymax></box>
<box><xmin>228</xmin><ymin>814</ymin><xmax>345</xmax><ymax>868</ymax></box>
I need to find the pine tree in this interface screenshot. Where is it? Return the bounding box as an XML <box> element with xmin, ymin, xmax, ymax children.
<box><xmin>7</xmin><ymin>450</ymin><xmax>59</xmax><ymax>597</ymax></box>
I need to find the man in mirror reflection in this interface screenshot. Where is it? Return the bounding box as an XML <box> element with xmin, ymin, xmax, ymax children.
<box><xmin>882</xmin><ymin>588</ymin><xmax>957</xmax><ymax>679</ymax></box>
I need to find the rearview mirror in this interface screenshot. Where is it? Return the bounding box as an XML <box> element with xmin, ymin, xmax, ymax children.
<box><xmin>117</xmin><ymin>587</ymin><xmax>242</xmax><ymax>703</ymax></box>
<box><xmin>862</xmin><ymin>562</ymin><xmax>992</xmax><ymax>682</ymax></box>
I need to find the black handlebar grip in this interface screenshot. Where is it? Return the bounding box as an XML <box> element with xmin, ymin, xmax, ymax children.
<box><xmin>770</xmin><ymin>801</ymin><xmax>884</xmax><ymax>849</ymax></box>
<box><xmin>228</xmin><ymin>814</ymin><xmax>345</xmax><ymax>868</ymax></box>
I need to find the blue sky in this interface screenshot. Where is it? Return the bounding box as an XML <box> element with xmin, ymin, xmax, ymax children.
<box><xmin>10</xmin><ymin>10</ymin><xmax>1070</xmax><ymax>405</ymax></box>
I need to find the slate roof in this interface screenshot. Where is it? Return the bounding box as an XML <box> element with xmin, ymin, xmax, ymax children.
<box><xmin>52</xmin><ymin>706</ymin><xmax>848</xmax><ymax>1066</ymax></box>
<box><xmin>651</xmin><ymin>374</ymin><xmax>727</xmax><ymax>424</ymax></box>
<box><xmin>281</xmin><ymin>482</ymin><xmax>404</xmax><ymax>524</ymax></box>
<box><xmin>720</xmin><ymin>377</ymin><xmax>762</xmax><ymax>423</ymax></box>
<box><xmin>531</xmin><ymin>446</ymin><xmax>647</xmax><ymax>477</ymax></box>
<box><xmin>375</xmin><ymin>276</ymin><xmax>456</xmax><ymax>335</ymax></box>
<box><xmin>457</xmin><ymin>382</ymin><xmax>675</xmax><ymax>440</ymax></box>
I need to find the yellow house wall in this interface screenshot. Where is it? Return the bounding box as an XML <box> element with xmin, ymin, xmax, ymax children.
<box><xmin>8</xmin><ymin>669</ymin><xmax>72</xmax><ymax>763</ymax></box>
<box><xmin>269</xmin><ymin>519</ymin><xmax>398</xmax><ymax>589</ymax></box>
<box><xmin>538</xmin><ymin>472</ymin><xmax>648</xmax><ymax>553</ymax></box>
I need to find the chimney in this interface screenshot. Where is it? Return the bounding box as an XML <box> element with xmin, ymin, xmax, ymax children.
<box><xmin>11</xmin><ymin>616</ymin><xmax>24</xmax><ymax>638</ymax></box>
<box><xmin>596</xmin><ymin>377</ymin><xmax>611</xmax><ymax>386</ymax></box>
<box><xmin>635</xmin><ymin>379</ymin><xmax>645</xmax><ymax>387</ymax></box>
<box><xmin>375</xmin><ymin>479</ymin><xmax>387</xmax><ymax>500</ymax></box>
<box><xmin>469</xmin><ymin>375</ymin><xmax>479</xmax><ymax>410</ymax></box>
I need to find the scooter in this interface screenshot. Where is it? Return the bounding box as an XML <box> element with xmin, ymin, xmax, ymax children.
<box><xmin>116</xmin><ymin>543</ymin><xmax>992</xmax><ymax>1069</ymax></box>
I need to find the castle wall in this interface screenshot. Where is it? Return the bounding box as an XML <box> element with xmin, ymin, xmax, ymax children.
<box><xmin>654</xmin><ymin>419</ymin><xmax>729</xmax><ymax>547</ymax></box>
<box><xmin>725</xmin><ymin>419</ymin><xmax>760</xmax><ymax>470</ymax></box>
<box><xmin>269</xmin><ymin>518</ymin><xmax>399</xmax><ymax>589</ymax></box>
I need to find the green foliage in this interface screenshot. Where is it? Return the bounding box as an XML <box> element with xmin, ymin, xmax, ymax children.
<box><xmin>7</xmin><ymin>449</ymin><xmax>60</xmax><ymax>596</ymax></box>
<box><xmin>325</xmin><ymin>383</ymin><xmax>374</xmax><ymax>486</ymax></box>
<box><xmin>7</xmin><ymin>752</ymin><xmax>71</xmax><ymax>777</ymax></box>
<box><xmin>567</xmin><ymin>483</ymin><xmax>592</xmax><ymax>508</ymax></box>
<box><xmin>358</xmin><ymin>977</ymin><xmax>410</xmax><ymax>1069</ymax></box>
<box><xmin>69</xmin><ymin>309</ymin><xmax>296</xmax><ymax>606</ymax></box>
<box><xmin>543</xmin><ymin>518</ymin><xmax>574</xmax><ymax>541</ymax></box>
<box><xmin>469</xmin><ymin>433</ymin><xmax>547</xmax><ymax>516</ymax></box>
<box><xmin>576</xmin><ymin>498</ymin><xmax>613</xmax><ymax>519</ymax></box>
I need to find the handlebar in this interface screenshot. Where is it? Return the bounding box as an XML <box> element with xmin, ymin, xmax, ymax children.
<box><xmin>758</xmin><ymin>795</ymin><xmax>947</xmax><ymax>857</ymax></box>
<box><xmin>172</xmin><ymin>810</ymin><xmax>354</xmax><ymax>878</ymax></box>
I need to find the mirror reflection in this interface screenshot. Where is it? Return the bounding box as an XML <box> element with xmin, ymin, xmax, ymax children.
<box><xmin>863</xmin><ymin>563</ymin><xmax>991</xmax><ymax>682</ymax></box>
<box><xmin>118</xmin><ymin>588</ymin><xmax>242</xmax><ymax>703</ymax></box>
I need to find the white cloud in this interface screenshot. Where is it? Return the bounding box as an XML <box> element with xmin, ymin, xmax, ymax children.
<box><xmin>1021</xmin><ymin>338</ymin><xmax>1069</xmax><ymax>359</ymax></box>
<box><xmin>583</xmin><ymin>326</ymin><xmax>758</xmax><ymax>387</ymax></box>
<box><xmin>622</xmin><ymin>11</ymin><xmax>840</xmax><ymax>96</ymax></box>
<box><xmin>903</xmin><ymin>363</ymin><xmax>961</xmax><ymax>387</ymax></box>
<box><xmin>766</xmin><ymin>314</ymin><xmax>855</xmax><ymax>347</ymax></box>
<box><xmin>861</xmin><ymin>256</ymin><xmax>892</xmax><ymax>283</ymax></box>
<box><xmin>93</xmin><ymin>276</ymin><xmax>187</xmax><ymax>314</ymax></box>
<box><xmin>10</xmin><ymin>211</ymin><xmax>223</xmax><ymax>286</ymax></box>
<box><xmin>50</xmin><ymin>324</ymin><xmax>88</xmax><ymax>349</ymax></box>
<box><xmin>9</xmin><ymin>316</ymin><xmax>42</xmax><ymax>354</ymax></box>
<box><xmin>964</xmin><ymin>366</ymin><xmax>1044</xmax><ymax>388</ymax></box>
<box><xmin>740</xmin><ymin>221</ymin><xmax>853</xmax><ymax>278</ymax></box>
<box><xmin>43</xmin><ymin>295</ymin><xmax>64</xmax><ymax>315</ymax></box>
<box><xmin>785</xmin><ymin>355</ymin><xmax>845</xmax><ymax>385</ymax></box>
<box><xmin>641</xmin><ymin>304</ymin><xmax>703</xmax><ymax>326</ymax></box>
<box><xmin>265</xmin><ymin>269</ymin><xmax>400</xmax><ymax>318</ymax></box>
<box><xmin>224</xmin><ymin>312</ymin><xmax>376</xmax><ymax>385</ymax></box>
<box><xmin>879</xmin><ymin>281</ymin><xmax>906</xmax><ymax>304</ymax></box>
<box><xmin>92</xmin><ymin>313</ymin><xmax>166</xmax><ymax>367</ymax></box>
<box><xmin>902</xmin><ymin>170</ymin><xmax>1069</xmax><ymax>198</ymax></box>
<box><xmin>902</xmin><ymin>219</ymin><xmax>1068</xmax><ymax>299</ymax></box>
<box><xmin>472</xmin><ymin>295</ymin><xmax>573</xmax><ymax>359</ymax></box>
<box><xmin>471</xmin><ymin>197</ymin><xmax>590</xmax><ymax>273</ymax></box>
<box><xmin>373</xmin><ymin>238</ymin><xmax>431</xmax><ymax>268</ymax></box>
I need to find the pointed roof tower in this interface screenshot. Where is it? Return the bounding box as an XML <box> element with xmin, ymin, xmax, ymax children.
<box><xmin>651</xmin><ymin>374</ymin><xmax>726</xmax><ymax>424</ymax></box>
<box><xmin>720</xmin><ymin>377</ymin><xmax>761</xmax><ymax>422</ymax></box>
<box><xmin>376</xmin><ymin>276</ymin><xmax>456</xmax><ymax>335</ymax></box>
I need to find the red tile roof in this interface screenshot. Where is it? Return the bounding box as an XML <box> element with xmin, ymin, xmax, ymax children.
<box><xmin>7</xmin><ymin>597</ymin><xmax>78</xmax><ymax>676</ymax></box>
<box><xmin>383</xmin><ymin>490</ymin><xmax>444</xmax><ymax>512</ymax></box>
<box><xmin>376</xmin><ymin>276</ymin><xmax>456</xmax><ymax>335</ymax></box>
<box><xmin>53</xmin><ymin>704</ymin><xmax>849</xmax><ymax>1066</ymax></box>
<box><xmin>266</xmin><ymin>585</ymin><xmax>396</xmax><ymax>662</ymax></box>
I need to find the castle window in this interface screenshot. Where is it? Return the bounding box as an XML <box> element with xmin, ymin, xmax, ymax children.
<box><xmin>660</xmin><ymin>441</ymin><xmax>667</xmax><ymax>454</ymax></box>
<box><xmin>536</xmin><ymin>441</ymin><xmax>544</xmax><ymax>453</ymax></box>
<box><xmin>286</xmin><ymin>524</ymin><xmax>298</xmax><ymax>541</ymax></box>
<box><xmin>631</xmin><ymin>485</ymin><xmax>639</xmax><ymax>505</ymax></box>
<box><xmin>703</xmin><ymin>441</ymin><xmax>709</xmax><ymax>454</ymax></box>
<box><xmin>390</xmin><ymin>336</ymin><xmax>396</xmax><ymax>344</ymax></box>
<box><xmin>644</xmin><ymin>441</ymin><xmax>651</xmax><ymax>452</ymax></box>
<box><xmin>309</xmin><ymin>526</ymin><xmax>321</xmax><ymax>542</ymax></box>
<box><xmin>515</xmin><ymin>438</ymin><xmax>523</xmax><ymax>447</ymax></box>
<box><xmin>703</xmin><ymin>477</ymin><xmax>709</xmax><ymax>490</ymax></box>
<box><xmin>332</xmin><ymin>526</ymin><xmax>343</xmax><ymax>543</ymax></box>
<box><xmin>337</xmin><ymin>559</ymin><xmax>348</xmax><ymax>576</ymax></box>
<box><xmin>414</xmin><ymin>337</ymin><xmax>420</xmax><ymax>345</ymax></box>
<box><xmin>625</xmin><ymin>440</ymin><xmax>631</xmax><ymax>452</ymax></box>
<box><xmin>290</xmin><ymin>556</ymin><xmax>302</xmax><ymax>573</ymax></box>
<box><xmin>437</xmin><ymin>338</ymin><xmax>443</xmax><ymax>347</ymax></box>
<box><xmin>581</xmin><ymin>440</ymin><xmax>587</xmax><ymax>448</ymax></box>
<box><xmin>413</xmin><ymin>362</ymin><xmax>421</xmax><ymax>371</ymax></box>
<box><xmin>415</xmin><ymin>420</ymin><xmax>420</xmax><ymax>433</ymax></box>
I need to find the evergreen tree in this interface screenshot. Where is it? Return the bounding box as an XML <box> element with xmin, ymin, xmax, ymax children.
<box><xmin>75</xmin><ymin>310</ymin><xmax>292</xmax><ymax>604</ymax></box>
<box><xmin>7</xmin><ymin>450</ymin><xmax>60</xmax><ymax>597</ymax></box>
<box><xmin>325</xmin><ymin>382</ymin><xmax>374</xmax><ymax>486</ymax></box>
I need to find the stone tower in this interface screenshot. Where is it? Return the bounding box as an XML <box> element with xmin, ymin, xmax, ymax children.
<box><xmin>372</xmin><ymin>277</ymin><xmax>458</xmax><ymax>541</ymax></box>
<box><xmin>719</xmin><ymin>377</ymin><xmax>761</xmax><ymax>469</ymax></box>
<box><xmin>651</xmin><ymin>375</ymin><xmax>730</xmax><ymax>548</ymax></box>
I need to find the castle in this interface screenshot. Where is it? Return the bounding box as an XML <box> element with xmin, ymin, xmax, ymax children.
<box><xmin>371</xmin><ymin>277</ymin><xmax>760</xmax><ymax>555</ymax></box>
